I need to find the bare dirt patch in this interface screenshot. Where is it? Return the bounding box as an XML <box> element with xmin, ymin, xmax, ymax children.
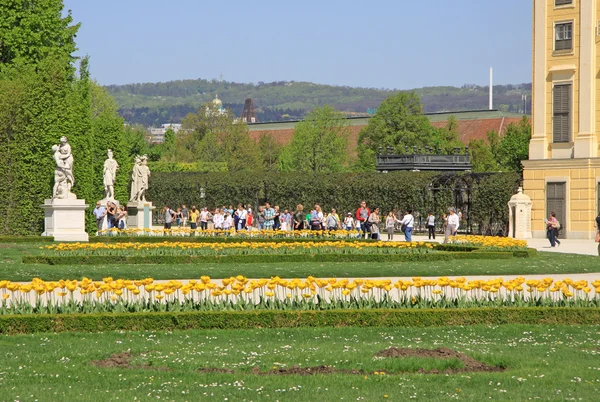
<box><xmin>375</xmin><ymin>347</ymin><xmax>505</xmax><ymax>374</ymax></box>
<box><xmin>90</xmin><ymin>352</ymin><xmax>170</xmax><ymax>371</ymax></box>
<box><xmin>250</xmin><ymin>365</ymin><xmax>365</xmax><ymax>376</ymax></box>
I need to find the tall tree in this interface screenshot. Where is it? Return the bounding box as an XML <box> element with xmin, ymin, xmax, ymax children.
<box><xmin>357</xmin><ymin>91</ymin><xmax>436</xmax><ymax>170</ymax></box>
<box><xmin>0</xmin><ymin>0</ymin><xmax>80</xmax><ymax>68</ymax></box>
<box><xmin>257</xmin><ymin>133</ymin><xmax>283</xmax><ymax>171</ymax></box>
<box><xmin>468</xmin><ymin>138</ymin><xmax>499</xmax><ymax>172</ymax></box>
<box><xmin>433</xmin><ymin>115</ymin><xmax>463</xmax><ymax>152</ymax></box>
<box><xmin>286</xmin><ymin>105</ymin><xmax>350</xmax><ymax>173</ymax></box>
<box><xmin>497</xmin><ymin>116</ymin><xmax>531</xmax><ymax>172</ymax></box>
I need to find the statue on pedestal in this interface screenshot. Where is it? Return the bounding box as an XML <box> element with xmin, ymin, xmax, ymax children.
<box><xmin>52</xmin><ymin>136</ymin><xmax>76</xmax><ymax>199</ymax></box>
<box><xmin>129</xmin><ymin>155</ymin><xmax>151</xmax><ymax>202</ymax></box>
<box><xmin>103</xmin><ymin>149</ymin><xmax>119</xmax><ymax>200</ymax></box>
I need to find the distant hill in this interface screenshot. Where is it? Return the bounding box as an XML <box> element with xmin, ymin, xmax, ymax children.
<box><xmin>105</xmin><ymin>79</ymin><xmax>532</xmax><ymax>126</ymax></box>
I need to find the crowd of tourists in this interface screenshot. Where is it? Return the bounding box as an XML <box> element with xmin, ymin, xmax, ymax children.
<box><xmin>159</xmin><ymin>201</ymin><xmax>463</xmax><ymax>242</ymax></box>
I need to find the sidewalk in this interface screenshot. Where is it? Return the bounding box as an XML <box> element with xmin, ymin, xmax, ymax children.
<box><xmin>390</xmin><ymin>234</ymin><xmax>600</xmax><ymax>257</ymax></box>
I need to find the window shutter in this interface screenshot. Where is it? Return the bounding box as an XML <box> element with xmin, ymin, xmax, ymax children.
<box><xmin>553</xmin><ymin>84</ymin><xmax>571</xmax><ymax>143</ymax></box>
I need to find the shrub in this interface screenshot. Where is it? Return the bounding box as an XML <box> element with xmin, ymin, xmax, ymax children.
<box><xmin>0</xmin><ymin>308</ymin><xmax>598</xmax><ymax>334</ymax></box>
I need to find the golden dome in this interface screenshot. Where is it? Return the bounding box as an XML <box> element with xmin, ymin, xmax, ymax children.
<box><xmin>213</xmin><ymin>94</ymin><xmax>222</xmax><ymax>106</ymax></box>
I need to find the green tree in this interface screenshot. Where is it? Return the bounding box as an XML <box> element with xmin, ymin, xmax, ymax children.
<box><xmin>0</xmin><ymin>0</ymin><xmax>80</xmax><ymax>68</ymax></box>
<box><xmin>177</xmin><ymin>104</ymin><xmax>261</xmax><ymax>171</ymax></box>
<box><xmin>220</xmin><ymin>122</ymin><xmax>262</xmax><ymax>172</ymax></box>
<box><xmin>357</xmin><ymin>91</ymin><xmax>436</xmax><ymax>170</ymax></box>
<box><xmin>433</xmin><ymin>115</ymin><xmax>463</xmax><ymax>153</ymax></box>
<box><xmin>287</xmin><ymin>105</ymin><xmax>350</xmax><ymax>173</ymax></box>
<box><xmin>257</xmin><ymin>132</ymin><xmax>283</xmax><ymax>171</ymax></box>
<box><xmin>468</xmin><ymin>138</ymin><xmax>499</xmax><ymax>172</ymax></box>
<box><xmin>497</xmin><ymin>116</ymin><xmax>531</xmax><ymax>172</ymax></box>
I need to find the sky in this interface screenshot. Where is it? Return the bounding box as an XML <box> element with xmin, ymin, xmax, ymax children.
<box><xmin>62</xmin><ymin>0</ymin><xmax>532</xmax><ymax>89</ymax></box>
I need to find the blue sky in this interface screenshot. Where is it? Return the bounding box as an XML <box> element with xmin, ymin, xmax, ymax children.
<box><xmin>63</xmin><ymin>0</ymin><xmax>532</xmax><ymax>89</ymax></box>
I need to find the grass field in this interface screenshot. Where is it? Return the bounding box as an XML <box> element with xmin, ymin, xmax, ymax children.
<box><xmin>1</xmin><ymin>242</ymin><xmax>599</xmax><ymax>281</ymax></box>
<box><xmin>0</xmin><ymin>325</ymin><xmax>597</xmax><ymax>401</ymax></box>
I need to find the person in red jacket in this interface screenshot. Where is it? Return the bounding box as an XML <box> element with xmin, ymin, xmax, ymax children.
<box><xmin>355</xmin><ymin>201</ymin><xmax>371</xmax><ymax>239</ymax></box>
<box><xmin>245</xmin><ymin>211</ymin><xmax>254</xmax><ymax>231</ymax></box>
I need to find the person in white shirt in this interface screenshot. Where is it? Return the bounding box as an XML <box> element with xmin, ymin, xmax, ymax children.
<box><xmin>445</xmin><ymin>208</ymin><xmax>460</xmax><ymax>243</ymax></box>
<box><xmin>199</xmin><ymin>207</ymin><xmax>211</xmax><ymax>231</ymax></box>
<box><xmin>426</xmin><ymin>212</ymin><xmax>436</xmax><ymax>240</ymax></box>
<box><xmin>236</xmin><ymin>205</ymin><xmax>247</xmax><ymax>230</ymax></box>
<box><xmin>344</xmin><ymin>213</ymin><xmax>354</xmax><ymax>231</ymax></box>
<box><xmin>399</xmin><ymin>210</ymin><xmax>415</xmax><ymax>242</ymax></box>
<box><xmin>223</xmin><ymin>212</ymin><xmax>233</xmax><ymax>231</ymax></box>
<box><xmin>212</xmin><ymin>208</ymin><xmax>224</xmax><ymax>230</ymax></box>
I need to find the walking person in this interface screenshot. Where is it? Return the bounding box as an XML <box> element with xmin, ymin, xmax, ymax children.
<box><xmin>326</xmin><ymin>208</ymin><xmax>340</xmax><ymax>231</ymax></box>
<box><xmin>163</xmin><ymin>205</ymin><xmax>175</xmax><ymax>230</ymax></box>
<box><xmin>235</xmin><ymin>204</ymin><xmax>247</xmax><ymax>231</ymax></box>
<box><xmin>106</xmin><ymin>201</ymin><xmax>118</xmax><ymax>229</ymax></box>
<box><xmin>426</xmin><ymin>212</ymin><xmax>436</xmax><ymax>240</ymax></box>
<box><xmin>264</xmin><ymin>202</ymin><xmax>276</xmax><ymax>230</ymax></box>
<box><xmin>116</xmin><ymin>205</ymin><xmax>128</xmax><ymax>230</ymax></box>
<box><xmin>181</xmin><ymin>205</ymin><xmax>189</xmax><ymax>227</ymax></box>
<box><xmin>293</xmin><ymin>204</ymin><xmax>305</xmax><ymax>230</ymax></box>
<box><xmin>367</xmin><ymin>207</ymin><xmax>380</xmax><ymax>240</ymax></box>
<box><xmin>175</xmin><ymin>208</ymin><xmax>183</xmax><ymax>228</ymax></box>
<box><xmin>199</xmin><ymin>207</ymin><xmax>210</xmax><ymax>231</ymax></box>
<box><xmin>445</xmin><ymin>208</ymin><xmax>459</xmax><ymax>243</ymax></box>
<box><xmin>399</xmin><ymin>209</ymin><xmax>415</xmax><ymax>242</ymax></box>
<box><xmin>310</xmin><ymin>205</ymin><xmax>324</xmax><ymax>230</ymax></box>
<box><xmin>595</xmin><ymin>212</ymin><xmax>600</xmax><ymax>256</ymax></box>
<box><xmin>385</xmin><ymin>211</ymin><xmax>399</xmax><ymax>241</ymax></box>
<box><xmin>355</xmin><ymin>201</ymin><xmax>371</xmax><ymax>239</ymax></box>
<box><xmin>189</xmin><ymin>206</ymin><xmax>199</xmax><ymax>230</ymax></box>
<box><xmin>213</xmin><ymin>208</ymin><xmax>224</xmax><ymax>230</ymax></box>
<box><xmin>343</xmin><ymin>213</ymin><xmax>354</xmax><ymax>231</ymax></box>
<box><xmin>545</xmin><ymin>212</ymin><xmax>561</xmax><ymax>247</ymax></box>
<box><xmin>93</xmin><ymin>201</ymin><xmax>107</xmax><ymax>232</ymax></box>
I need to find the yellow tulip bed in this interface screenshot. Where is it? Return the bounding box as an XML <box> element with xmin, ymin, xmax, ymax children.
<box><xmin>1</xmin><ymin>275</ymin><xmax>598</xmax><ymax>315</ymax></box>
<box><xmin>43</xmin><ymin>240</ymin><xmax>436</xmax><ymax>257</ymax></box>
<box><xmin>98</xmin><ymin>228</ymin><xmax>360</xmax><ymax>238</ymax></box>
<box><xmin>42</xmin><ymin>236</ymin><xmax>527</xmax><ymax>257</ymax></box>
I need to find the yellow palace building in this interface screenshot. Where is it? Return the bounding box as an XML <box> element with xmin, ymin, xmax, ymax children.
<box><xmin>523</xmin><ymin>0</ymin><xmax>600</xmax><ymax>239</ymax></box>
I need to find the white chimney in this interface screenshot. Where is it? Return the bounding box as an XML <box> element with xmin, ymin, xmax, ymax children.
<box><xmin>489</xmin><ymin>67</ymin><xmax>493</xmax><ymax>110</ymax></box>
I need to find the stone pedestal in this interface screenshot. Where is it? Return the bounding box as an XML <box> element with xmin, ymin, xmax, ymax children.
<box><xmin>127</xmin><ymin>201</ymin><xmax>155</xmax><ymax>230</ymax></box>
<box><xmin>41</xmin><ymin>199</ymin><xmax>89</xmax><ymax>242</ymax></box>
<box><xmin>508</xmin><ymin>187</ymin><xmax>533</xmax><ymax>239</ymax></box>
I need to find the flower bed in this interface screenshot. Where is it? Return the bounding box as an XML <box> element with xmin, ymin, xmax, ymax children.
<box><xmin>42</xmin><ymin>240</ymin><xmax>435</xmax><ymax>257</ymax></box>
<box><xmin>1</xmin><ymin>276</ymin><xmax>598</xmax><ymax>315</ymax></box>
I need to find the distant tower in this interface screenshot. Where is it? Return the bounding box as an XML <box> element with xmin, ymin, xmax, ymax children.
<box><xmin>240</xmin><ymin>98</ymin><xmax>257</xmax><ymax>123</ymax></box>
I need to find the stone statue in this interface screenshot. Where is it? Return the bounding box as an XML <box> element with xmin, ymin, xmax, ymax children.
<box><xmin>103</xmin><ymin>149</ymin><xmax>119</xmax><ymax>200</ymax></box>
<box><xmin>129</xmin><ymin>156</ymin><xmax>142</xmax><ymax>202</ymax></box>
<box><xmin>58</xmin><ymin>136</ymin><xmax>74</xmax><ymax>193</ymax></box>
<box><xmin>52</xmin><ymin>137</ymin><xmax>76</xmax><ymax>199</ymax></box>
<box><xmin>129</xmin><ymin>155</ymin><xmax>151</xmax><ymax>202</ymax></box>
<box><xmin>140</xmin><ymin>155</ymin><xmax>150</xmax><ymax>202</ymax></box>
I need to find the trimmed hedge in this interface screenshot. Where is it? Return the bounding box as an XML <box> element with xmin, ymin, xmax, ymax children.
<box><xmin>0</xmin><ymin>236</ymin><xmax>54</xmax><ymax>243</ymax></box>
<box><xmin>148</xmin><ymin>171</ymin><xmax>520</xmax><ymax>234</ymax></box>
<box><xmin>23</xmin><ymin>251</ymin><xmax>529</xmax><ymax>265</ymax></box>
<box><xmin>1</xmin><ymin>307</ymin><xmax>598</xmax><ymax>334</ymax></box>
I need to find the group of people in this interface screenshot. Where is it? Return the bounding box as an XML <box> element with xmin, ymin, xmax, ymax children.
<box><xmin>93</xmin><ymin>201</ymin><xmax>128</xmax><ymax>231</ymax></box>
<box><xmin>160</xmin><ymin>201</ymin><xmax>463</xmax><ymax>242</ymax></box>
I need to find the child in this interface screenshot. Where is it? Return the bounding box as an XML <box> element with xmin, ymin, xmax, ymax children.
<box><xmin>223</xmin><ymin>212</ymin><xmax>232</xmax><ymax>231</ymax></box>
<box><xmin>343</xmin><ymin>213</ymin><xmax>354</xmax><ymax>232</ymax></box>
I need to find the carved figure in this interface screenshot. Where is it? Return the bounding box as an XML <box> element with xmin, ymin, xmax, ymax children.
<box><xmin>103</xmin><ymin>149</ymin><xmax>119</xmax><ymax>200</ymax></box>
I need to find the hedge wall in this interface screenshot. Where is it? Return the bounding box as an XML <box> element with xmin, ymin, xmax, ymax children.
<box><xmin>23</xmin><ymin>251</ymin><xmax>531</xmax><ymax>265</ymax></box>
<box><xmin>148</xmin><ymin>171</ymin><xmax>520</xmax><ymax>234</ymax></box>
<box><xmin>1</xmin><ymin>307</ymin><xmax>598</xmax><ymax>334</ymax></box>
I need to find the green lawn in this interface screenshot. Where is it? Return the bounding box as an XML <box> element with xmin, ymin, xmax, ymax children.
<box><xmin>0</xmin><ymin>325</ymin><xmax>597</xmax><ymax>401</ymax></box>
<box><xmin>1</xmin><ymin>242</ymin><xmax>600</xmax><ymax>281</ymax></box>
